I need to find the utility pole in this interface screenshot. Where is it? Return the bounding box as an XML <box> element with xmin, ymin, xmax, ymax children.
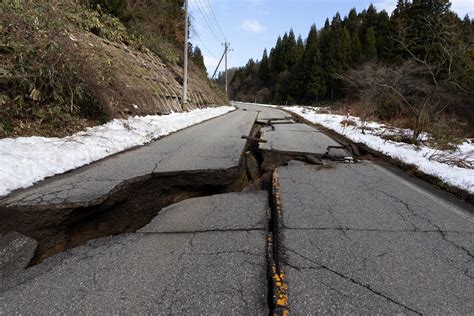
<box><xmin>224</xmin><ymin>42</ymin><xmax>228</xmax><ymax>98</ymax></box>
<box><xmin>211</xmin><ymin>45</ymin><xmax>227</xmax><ymax>80</ymax></box>
<box><xmin>182</xmin><ymin>0</ymin><xmax>189</xmax><ymax>110</ymax></box>
<box><xmin>211</xmin><ymin>43</ymin><xmax>231</xmax><ymax>100</ymax></box>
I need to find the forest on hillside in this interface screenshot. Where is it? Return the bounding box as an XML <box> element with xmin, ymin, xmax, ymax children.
<box><xmin>225</xmin><ymin>0</ymin><xmax>474</xmax><ymax>140</ymax></box>
<box><xmin>86</xmin><ymin>0</ymin><xmax>207</xmax><ymax>72</ymax></box>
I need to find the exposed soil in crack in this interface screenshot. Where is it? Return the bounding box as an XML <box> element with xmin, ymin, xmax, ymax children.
<box><xmin>0</xmin><ymin>168</ymin><xmax>249</xmax><ymax>265</ymax></box>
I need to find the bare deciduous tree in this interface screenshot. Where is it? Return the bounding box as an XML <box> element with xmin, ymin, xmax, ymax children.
<box><xmin>341</xmin><ymin>15</ymin><xmax>472</xmax><ymax>144</ymax></box>
<box><xmin>383</xmin><ymin>15</ymin><xmax>472</xmax><ymax>143</ymax></box>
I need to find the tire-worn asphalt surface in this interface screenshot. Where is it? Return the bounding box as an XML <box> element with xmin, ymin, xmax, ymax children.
<box><xmin>1</xmin><ymin>192</ymin><xmax>269</xmax><ymax>315</ymax></box>
<box><xmin>276</xmin><ymin>160</ymin><xmax>474</xmax><ymax>315</ymax></box>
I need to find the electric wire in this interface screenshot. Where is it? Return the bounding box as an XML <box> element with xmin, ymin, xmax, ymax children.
<box><xmin>193</xmin><ymin>0</ymin><xmax>225</xmax><ymax>44</ymax></box>
<box><xmin>193</xmin><ymin>31</ymin><xmax>219</xmax><ymax>59</ymax></box>
<box><xmin>203</xmin><ymin>0</ymin><xmax>227</xmax><ymax>41</ymax></box>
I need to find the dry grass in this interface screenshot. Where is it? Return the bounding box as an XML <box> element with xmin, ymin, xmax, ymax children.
<box><xmin>0</xmin><ymin>0</ymin><xmax>224</xmax><ymax>138</ymax></box>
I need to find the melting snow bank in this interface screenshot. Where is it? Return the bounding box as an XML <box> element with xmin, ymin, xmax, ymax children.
<box><xmin>0</xmin><ymin>106</ymin><xmax>235</xmax><ymax>197</ymax></box>
<box><xmin>284</xmin><ymin>106</ymin><xmax>474</xmax><ymax>194</ymax></box>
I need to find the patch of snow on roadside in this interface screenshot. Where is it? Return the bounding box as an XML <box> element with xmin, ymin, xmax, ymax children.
<box><xmin>285</xmin><ymin>106</ymin><xmax>474</xmax><ymax>194</ymax></box>
<box><xmin>0</xmin><ymin>106</ymin><xmax>235</xmax><ymax>197</ymax></box>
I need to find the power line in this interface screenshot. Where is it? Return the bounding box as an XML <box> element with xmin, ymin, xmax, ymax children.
<box><xmin>203</xmin><ymin>0</ymin><xmax>226</xmax><ymax>41</ymax></box>
<box><xmin>193</xmin><ymin>0</ymin><xmax>224</xmax><ymax>44</ymax></box>
<box><xmin>189</xmin><ymin>15</ymin><xmax>218</xmax><ymax>58</ymax></box>
<box><xmin>193</xmin><ymin>32</ymin><xmax>218</xmax><ymax>59</ymax></box>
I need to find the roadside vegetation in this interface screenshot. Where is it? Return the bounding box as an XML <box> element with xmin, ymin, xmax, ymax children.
<box><xmin>225</xmin><ymin>0</ymin><xmax>473</xmax><ymax>145</ymax></box>
<box><xmin>0</xmin><ymin>0</ymin><xmax>210</xmax><ymax>138</ymax></box>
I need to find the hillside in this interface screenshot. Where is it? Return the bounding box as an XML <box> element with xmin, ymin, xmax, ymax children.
<box><xmin>0</xmin><ymin>0</ymin><xmax>225</xmax><ymax>138</ymax></box>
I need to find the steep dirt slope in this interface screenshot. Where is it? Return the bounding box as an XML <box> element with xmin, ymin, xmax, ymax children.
<box><xmin>0</xmin><ymin>1</ymin><xmax>225</xmax><ymax>138</ymax></box>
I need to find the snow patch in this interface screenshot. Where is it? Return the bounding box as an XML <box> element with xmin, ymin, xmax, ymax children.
<box><xmin>0</xmin><ymin>106</ymin><xmax>235</xmax><ymax>197</ymax></box>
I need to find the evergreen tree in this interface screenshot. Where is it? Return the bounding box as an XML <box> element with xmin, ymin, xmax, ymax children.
<box><xmin>359</xmin><ymin>4</ymin><xmax>378</xmax><ymax>41</ymax></box>
<box><xmin>319</xmin><ymin>18</ymin><xmax>336</xmax><ymax>99</ymax></box>
<box><xmin>346</xmin><ymin>8</ymin><xmax>360</xmax><ymax>33</ymax></box>
<box><xmin>269</xmin><ymin>36</ymin><xmax>283</xmax><ymax>75</ymax></box>
<box><xmin>286</xmin><ymin>29</ymin><xmax>298</xmax><ymax>69</ymax></box>
<box><xmin>350</xmin><ymin>30</ymin><xmax>363</xmax><ymax>64</ymax></box>
<box><xmin>374</xmin><ymin>10</ymin><xmax>392</xmax><ymax>61</ymax></box>
<box><xmin>363</xmin><ymin>27</ymin><xmax>377</xmax><ymax>61</ymax></box>
<box><xmin>228</xmin><ymin>0</ymin><xmax>473</xmax><ymax>108</ymax></box>
<box><xmin>305</xmin><ymin>25</ymin><xmax>324</xmax><ymax>102</ymax></box>
<box><xmin>259</xmin><ymin>49</ymin><xmax>270</xmax><ymax>82</ymax></box>
<box><xmin>295</xmin><ymin>35</ymin><xmax>305</xmax><ymax>62</ymax></box>
<box><xmin>192</xmin><ymin>46</ymin><xmax>206</xmax><ymax>73</ymax></box>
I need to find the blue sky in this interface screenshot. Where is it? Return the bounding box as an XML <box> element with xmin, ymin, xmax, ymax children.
<box><xmin>188</xmin><ymin>0</ymin><xmax>474</xmax><ymax>75</ymax></box>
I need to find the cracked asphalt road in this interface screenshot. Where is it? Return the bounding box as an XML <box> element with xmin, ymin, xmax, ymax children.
<box><xmin>1</xmin><ymin>192</ymin><xmax>269</xmax><ymax>314</ymax></box>
<box><xmin>276</xmin><ymin>161</ymin><xmax>474</xmax><ymax>314</ymax></box>
<box><xmin>1</xmin><ymin>109</ymin><xmax>257</xmax><ymax>207</ymax></box>
<box><xmin>2</xmin><ymin>102</ymin><xmax>473</xmax><ymax>314</ymax></box>
<box><xmin>234</xmin><ymin>102</ymin><xmax>292</xmax><ymax>122</ymax></box>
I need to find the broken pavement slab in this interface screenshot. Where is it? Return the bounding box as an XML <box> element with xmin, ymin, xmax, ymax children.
<box><xmin>259</xmin><ymin>123</ymin><xmax>350</xmax><ymax>158</ymax></box>
<box><xmin>258</xmin><ymin>123</ymin><xmax>351</xmax><ymax>171</ymax></box>
<box><xmin>275</xmin><ymin>161</ymin><xmax>474</xmax><ymax>314</ymax></box>
<box><xmin>0</xmin><ymin>232</ymin><xmax>38</xmax><ymax>279</ymax></box>
<box><xmin>0</xmin><ymin>109</ymin><xmax>258</xmax><ymax>260</ymax></box>
<box><xmin>1</xmin><ymin>192</ymin><xmax>269</xmax><ymax>314</ymax></box>
<box><xmin>233</xmin><ymin>102</ymin><xmax>292</xmax><ymax>123</ymax></box>
<box><xmin>139</xmin><ymin>191</ymin><xmax>268</xmax><ymax>233</ymax></box>
<box><xmin>256</xmin><ymin>119</ymin><xmax>296</xmax><ymax>125</ymax></box>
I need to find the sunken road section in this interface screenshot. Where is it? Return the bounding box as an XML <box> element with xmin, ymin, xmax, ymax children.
<box><xmin>1</xmin><ymin>192</ymin><xmax>269</xmax><ymax>314</ymax></box>
<box><xmin>0</xmin><ymin>109</ymin><xmax>258</xmax><ymax>262</ymax></box>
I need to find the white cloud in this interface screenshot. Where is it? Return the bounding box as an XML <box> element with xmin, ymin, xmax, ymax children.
<box><xmin>374</xmin><ymin>0</ymin><xmax>474</xmax><ymax>16</ymax></box>
<box><xmin>451</xmin><ymin>0</ymin><xmax>474</xmax><ymax>17</ymax></box>
<box><xmin>373</xmin><ymin>0</ymin><xmax>396</xmax><ymax>13</ymax></box>
<box><xmin>241</xmin><ymin>19</ymin><xmax>266</xmax><ymax>33</ymax></box>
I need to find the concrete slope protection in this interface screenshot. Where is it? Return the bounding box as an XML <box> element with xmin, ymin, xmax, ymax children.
<box><xmin>275</xmin><ymin>161</ymin><xmax>474</xmax><ymax>314</ymax></box>
<box><xmin>1</xmin><ymin>192</ymin><xmax>269</xmax><ymax>314</ymax></box>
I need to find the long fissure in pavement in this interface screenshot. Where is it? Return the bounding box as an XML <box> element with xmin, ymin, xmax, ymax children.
<box><xmin>1</xmin><ymin>113</ymin><xmax>341</xmax><ymax>313</ymax></box>
<box><xmin>0</xmin><ymin>115</ymin><xmax>296</xmax><ymax>312</ymax></box>
<box><xmin>0</xmin><ymin>119</ymin><xmax>286</xmax><ymax>266</ymax></box>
